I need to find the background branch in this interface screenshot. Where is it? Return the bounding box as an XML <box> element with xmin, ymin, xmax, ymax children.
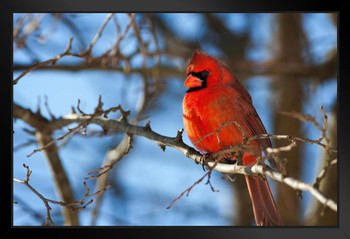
<box><xmin>14</xmin><ymin>165</ymin><xmax>110</xmax><ymax>225</ymax></box>
<box><xmin>14</xmin><ymin>103</ymin><xmax>79</xmax><ymax>225</ymax></box>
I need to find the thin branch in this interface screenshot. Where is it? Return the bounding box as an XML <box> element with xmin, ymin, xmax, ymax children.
<box><xmin>278</xmin><ymin>105</ymin><xmax>328</xmax><ymax>145</ymax></box>
<box><xmin>85</xmin><ymin>13</ymin><xmax>114</xmax><ymax>55</ymax></box>
<box><xmin>13</xmin><ymin>63</ymin><xmax>184</xmax><ymax>78</ymax></box>
<box><xmin>13</xmin><ymin>13</ymin><xmax>115</xmax><ymax>85</ymax></box>
<box><xmin>313</xmin><ymin>158</ymin><xmax>337</xmax><ymax>189</ymax></box>
<box><xmin>26</xmin><ymin>122</ymin><xmax>84</xmax><ymax>157</ymax></box>
<box><xmin>85</xmin><ymin>134</ymin><xmax>133</xmax><ymax>180</ymax></box>
<box><xmin>13</xmin><ymin>37</ymin><xmax>73</xmax><ymax>85</ymax></box>
<box><xmin>14</xmin><ymin>103</ymin><xmax>79</xmax><ymax>225</ymax></box>
<box><xmin>166</xmin><ymin>156</ymin><xmax>221</xmax><ymax>209</ymax></box>
<box><xmin>14</xmin><ymin>164</ymin><xmax>111</xmax><ymax>225</ymax></box>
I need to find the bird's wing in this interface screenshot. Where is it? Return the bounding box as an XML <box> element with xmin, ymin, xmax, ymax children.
<box><xmin>242</xmin><ymin>101</ymin><xmax>277</xmax><ymax>169</ymax></box>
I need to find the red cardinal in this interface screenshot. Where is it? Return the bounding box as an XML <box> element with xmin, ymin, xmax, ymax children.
<box><xmin>182</xmin><ymin>50</ymin><xmax>283</xmax><ymax>226</ymax></box>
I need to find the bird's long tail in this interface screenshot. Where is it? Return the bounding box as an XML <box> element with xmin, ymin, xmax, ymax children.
<box><xmin>245</xmin><ymin>175</ymin><xmax>283</xmax><ymax>226</ymax></box>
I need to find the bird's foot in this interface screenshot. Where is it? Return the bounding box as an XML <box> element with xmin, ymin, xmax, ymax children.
<box><xmin>199</xmin><ymin>153</ymin><xmax>211</xmax><ymax>171</ymax></box>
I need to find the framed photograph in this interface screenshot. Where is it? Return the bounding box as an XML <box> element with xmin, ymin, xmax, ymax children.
<box><xmin>5</xmin><ymin>0</ymin><xmax>350</xmax><ymax>238</ymax></box>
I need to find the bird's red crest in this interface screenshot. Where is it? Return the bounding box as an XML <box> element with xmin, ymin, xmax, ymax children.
<box><xmin>187</xmin><ymin>49</ymin><xmax>220</xmax><ymax>74</ymax></box>
<box><xmin>189</xmin><ymin>49</ymin><xmax>210</xmax><ymax>65</ymax></box>
<box><xmin>189</xmin><ymin>48</ymin><xmax>202</xmax><ymax>64</ymax></box>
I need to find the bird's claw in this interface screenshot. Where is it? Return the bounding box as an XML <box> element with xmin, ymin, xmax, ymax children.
<box><xmin>199</xmin><ymin>153</ymin><xmax>211</xmax><ymax>171</ymax></box>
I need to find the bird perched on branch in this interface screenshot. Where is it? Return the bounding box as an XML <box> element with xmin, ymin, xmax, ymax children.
<box><xmin>182</xmin><ymin>49</ymin><xmax>283</xmax><ymax>226</ymax></box>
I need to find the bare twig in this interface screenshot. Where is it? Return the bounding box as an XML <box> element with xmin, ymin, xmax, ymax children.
<box><xmin>13</xmin><ymin>164</ymin><xmax>111</xmax><ymax>225</ymax></box>
<box><xmin>313</xmin><ymin>158</ymin><xmax>337</xmax><ymax>189</ymax></box>
<box><xmin>278</xmin><ymin>105</ymin><xmax>328</xmax><ymax>145</ymax></box>
<box><xmin>14</xmin><ymin>164</ymin><xmax>54</xmax><ymax>226</ymax></box>
<box><xmin>85</xmin><ymin>14</ymin><xmax>114</xmax><ymax>55</ymax></box>
<box><xmin>26</xmin><ymin>122</ymin><xmax>85</xmax><ymax>157</ymax></box>
<box><xmin>249</xmin><ymin>133</ymin><xmax>336</xmax><ymax>153</ymax></box>
<box><xmin>13</xmin><ymin>37</ymin><xmax>73</xmax><ymax>85</ymax></box>
<box><xmin>194</xmin><ymin>120</ymin><xmax>241</xmax><ymax>146</ymax></box>
<box><xmin>85</xmin><ymin>134</ymin><xmax>133</xmax><ymax>180</ymax></box>
<box><xmin>26</xmin><ymin>96</ymin><xmax>128</xmax><ymax>158</ymax></box>
<box><xmin>166</xmin><ymin>156</ymin><xmax>221</xmax><ymax>209</ymax></box>
<box><xmin>13</xmin><ymin>13</ymin><xmax>115</xmax><ymax>85</ymax></box>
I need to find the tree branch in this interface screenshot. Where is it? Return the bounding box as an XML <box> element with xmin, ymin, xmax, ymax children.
<box><xmin>14</xmin><ymin>165</ymin><xmax>110</xmax><ymax>225</ymax></box>
<box><xmin>13</xmin><ymin>103</ymin><xmax>79</xmax><ymax>225</ymax></box>
<box><xmin>16</xmin><ymin>104</ymin><xmax>335</xmax><ymax>213</ymax></box>
<box><xmin>14</xmin><ymin>98</ymin><xmax>337</xmax><ymax>214</ymax></box>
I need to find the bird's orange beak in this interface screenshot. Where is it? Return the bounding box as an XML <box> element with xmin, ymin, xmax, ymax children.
<box><xmin>184</xmin><ymin>74</ymin><xmax>202</xmax><ymax>88</ymax></box>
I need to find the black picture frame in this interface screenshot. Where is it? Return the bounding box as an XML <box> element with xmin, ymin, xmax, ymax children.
<box><xmin>3</xmin><ymin>0</ymin><xmax>350</xmax><ymax>238</ymax></box>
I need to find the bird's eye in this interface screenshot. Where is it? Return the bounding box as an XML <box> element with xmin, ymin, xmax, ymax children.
<box><xmin>201</xmin><ymin>71</ymin><xmax>209</xmax><ymax>79</ymax></box>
